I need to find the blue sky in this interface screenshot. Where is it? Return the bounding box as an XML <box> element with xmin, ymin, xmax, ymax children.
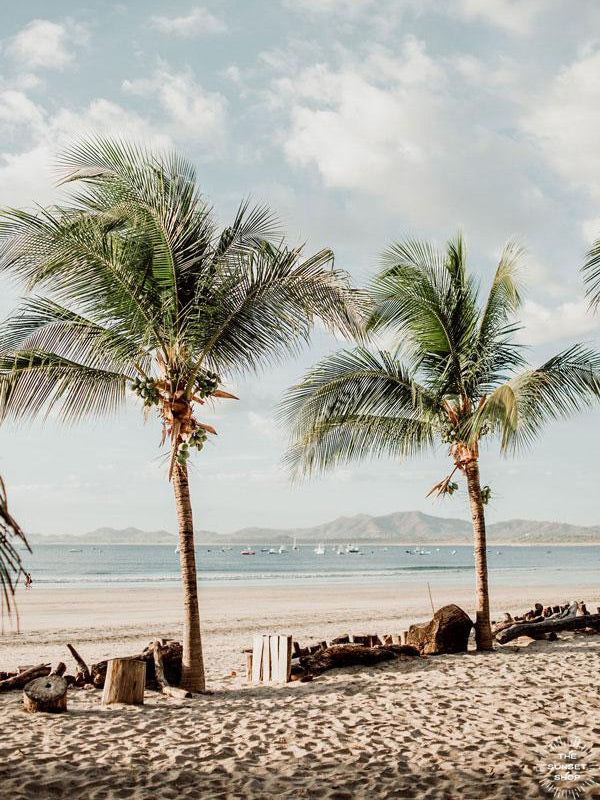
<box><xmin>2</xmin><ymin>0</ymin><xmax>600</xmax><ymax>535</ymax></box>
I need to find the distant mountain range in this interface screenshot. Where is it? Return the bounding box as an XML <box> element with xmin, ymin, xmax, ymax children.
<box><xmin>29</xmin><ymin>511</ymin><xmax>600</xmax><ymax>545</ymax></box>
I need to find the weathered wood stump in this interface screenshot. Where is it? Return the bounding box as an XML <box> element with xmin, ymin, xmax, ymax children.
<box><xmin>101</xmin><ymin>658</ymin><xmax>146</xmax><ymax>706</ymax></box>
<box><xmin>406</xmin><ymin>604</ymin><xmax>473</xmax><ymax>655</ymax></box>
<box><xmin>23</xmin><ymin>674</ymin><xmax>68</xmax><ymax>713</ymax></box>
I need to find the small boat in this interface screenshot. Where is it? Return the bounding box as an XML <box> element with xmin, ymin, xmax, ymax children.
<box><xmin>451</xmin><ymin>549</ymin><xmax>457</xmax><ymax>555</ymax></box>
<box><xmin>314</xmin><ymin>543</ymin><xmax>325</xmax><ymax>555</ymax></box>
<box><xmin>261</xmin><ymin>548</ymin><xmax>270</xmax><ymax>552</ymax></box>
<box><xmin>278</xmin><ymin>545</ymin><xmax>287</xmax><ymax>554</ymax></box>
<box><xmin>346</xmin><ymin>544</ymin><xmax>360</xmax><ymax>554</ymax></box>
<box><xmin>292</xmin><ymin>537</ymin><xmax>299</xmax><ymax>551</ymax></box>
<box><xmin>68</xmin><ymin>548</ymin><xmax>82</xmax><ymax>553</ymax></box>
<box><xmin>241</xmin><ymin>548</ymin><xmax>255</xmax><ymax>555</ymax></box>
<box><xmin>174</xmin><ymin>546</ymin><xmax>180</xmax><ymax>554</ymax></box>
<box><xmin>268</xmin><ymin>547</ymin><xmax>277</xmax><ymax>555</ymax></box>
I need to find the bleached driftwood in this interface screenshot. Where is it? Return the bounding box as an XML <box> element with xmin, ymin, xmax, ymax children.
<box><xmin>496</xmin><ymin>613</ymin><xmax>600</xmax><ymax>644</ymax></box>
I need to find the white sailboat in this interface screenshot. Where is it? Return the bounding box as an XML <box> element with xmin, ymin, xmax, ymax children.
<box><xmin>314</xmin><ymin>542</ymin><xmax>325</xmax><ymax>555</ymax></box>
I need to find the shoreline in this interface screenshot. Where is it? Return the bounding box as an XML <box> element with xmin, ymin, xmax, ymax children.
<box><xmin>28</xmin><ymin>539</ymin><xmax>600</xmax><ymax>546</ymax></box>
<box><xmin>3</xmin><ymin>578</ymin><xmax>598</xmax><ymax>668</ymax></box>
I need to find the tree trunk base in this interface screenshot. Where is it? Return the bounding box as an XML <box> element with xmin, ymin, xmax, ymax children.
<box><xmin>23</xmin><ymin>674</ymin><xmax>68</xmax><ymax>713</ymax></box>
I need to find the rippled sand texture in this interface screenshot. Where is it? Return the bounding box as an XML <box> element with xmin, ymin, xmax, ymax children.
<box><xmin>1</xmin><ymin>633</ymin><xmax>599</xmax><ymax>800</ymax></box>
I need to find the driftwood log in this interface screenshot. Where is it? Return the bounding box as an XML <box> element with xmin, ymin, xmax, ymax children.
<box><xmin>152</xmin><ymin>642</ymin><xmax>191</xmax><ymax>699</ymax></box>
<box><xmin>298</xmin><ymin>643</ymin><xmax>419</xmax><ymax>676</ymax></box>
<box><xmin>496</xmin><ymin>613</ymin><xmax>600</xmax><ymax>644</ymax></box>
<box><xmin>406</xmin><ymin>605</ymin><xmax>473</xmax><ymax>655</ymax></box>
<box><xmin>101</xmin><ymin>658</ymin><xmax>146</xmax><ymax>705</ymax></box>
<box><xmin>67</xmin><ymin>643</ymin><xmax>91</xmax><ymax>685</ymax></box>
<box><xmin>23</xmin><ymin>673</ymin><xmax>68</xmax><ymax>713</ymax></box>
<box><xmin>0</xmin><ymin>664</ymin><xmax>51</xmax><ymax>692</ymax></box>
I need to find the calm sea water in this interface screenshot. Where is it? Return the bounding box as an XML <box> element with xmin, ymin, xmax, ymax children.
<box><xmin>19</xmin><ymin>544</ymin><xmax>600</xmax><ymax>590</ymax></box>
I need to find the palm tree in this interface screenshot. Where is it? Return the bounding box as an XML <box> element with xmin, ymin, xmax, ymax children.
<box><xmin>0</xmin><ymin>137</ymin><xmax>364</xmax><ymax>690</ymax></box>
<box><xmin>283</xmin><ymin>234</ymin><xmax>600</xmax><ymax>650</ymax></box>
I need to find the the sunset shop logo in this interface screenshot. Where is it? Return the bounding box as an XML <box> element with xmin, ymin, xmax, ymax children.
<box><xmin>535</xmin><ymin>736</ymin><xmax>597</xmax><ymax>798</ymax></box>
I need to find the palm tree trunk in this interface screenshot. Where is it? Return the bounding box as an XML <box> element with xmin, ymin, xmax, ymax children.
<box><xmin>172</xmin><ymin>462</ymin><xmax>206</xmax><ymax>691</ymax></box>
<box><xmin>464</xmin><ymin>459</ymin><xmax>494</xmax><ymax>651</ymax></box>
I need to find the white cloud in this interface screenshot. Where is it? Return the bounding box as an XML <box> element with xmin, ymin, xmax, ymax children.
<box><xmin>6</xmin><ymin>19</ymin><xmax>88</xmax><ymax>71</ymax></box>
<box><xmin>581</xmin><ymin>217</ymin><xmax>600</xmax><ymax>244</ymax></box>
<box><xmin>0</xmin><ymin>97</ymin><xmax>171</xmax><ymax>209</ymax></box>
<box><xmin>122</xmin><ymin>67</ymin><xmax>227</xmax><ymax>146</ymax></box>
<box><xmin>281</xmin><ymin>0</ymin><xmax>374</xmax><ymax>14</ymax></box>
<box><xmin>0</xmin><ymin>89</ymin><xmax>45</xmax><ymax>130</ymax></box>
<box><xmin>517</xmin><ymin>299</ymin><xmax>598</xmax><ymax>346</ymax></box>
<box><xmin>523</xmin><ymin>47</ymin><xmax>600</xmax><ymax>198</ymax></box>
<box><xmin>453</xmin><ymin>0</ymin><xmax>544</xmax><ymax>34</ymax></box>
<box><xmin>272</xmin><ymin>37</ymin><xmax>551</xmax><ymax>245</ymax></box>
<box><xmin>248</xmin><ymin>412</ymin><xmax>281</xmax><ymax>441</ymax></box>
<box><xmin>150</xmin><ymin>6</ymin><xmax>226</xmax><ymax>36</ymax></box>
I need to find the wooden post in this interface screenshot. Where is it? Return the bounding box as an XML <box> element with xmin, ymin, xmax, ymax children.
<box><xmin>251</xmin><ymin>635</ymin><xmax>263</xmax><ymax>684</ymax></box>
<box><xmin>262</xmin><ymin>636</ymin><xmax>271</xmax><ymax>683</ymax></box>
<box><xmin>251</xmin><ymin>634</ymin><xmax>292</xmax><ymax>684</ymax></box>
<box><xmin>278</xmin><ymin>635</ymin><xmax>292</xmax><ymax>683</ymax></box>
<box><xmin>268</xmin><ymin>636</ymin><xmax>279</xmax><ymax>685</ymax></box>
<box><xmin>244</xmin><ymin>650</ymin><xmax>253</xmax><ymax>683</ymax></box>
<box><xmin>101</xmin><ymin>658</ymin><xmax>145</xmax><ymax>706</ymax></box>
<box><xmin>23</xmin><ymin>674</ymin><xmax>68</xmax><ymax>713</ymax></box>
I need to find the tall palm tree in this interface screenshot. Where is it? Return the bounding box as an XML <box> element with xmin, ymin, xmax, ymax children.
<box><xmin>283</xmin><ymin>234</ymin><xmax>600</xmax><ymax>650</ymax></box>
<box><xmin>0</xmin><ymin>137</ymin><xmax>364</xmax><ymax>690</ymax></box>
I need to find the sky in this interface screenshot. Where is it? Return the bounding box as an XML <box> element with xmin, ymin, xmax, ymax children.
<box><xmin>2</xmin><ymin>0</ymin><xmax>600</xmax><ymax>536</ymax></box>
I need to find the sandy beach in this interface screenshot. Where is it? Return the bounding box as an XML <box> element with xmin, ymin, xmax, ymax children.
<box><xmin>1</xmin><ymin>581</ymin><xmax>599</xmax><ymax>799</ymax></box>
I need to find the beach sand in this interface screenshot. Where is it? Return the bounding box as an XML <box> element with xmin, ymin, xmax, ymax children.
<box><xmin>1</xmin><ymin>581</ymin><xmax>599</xmax><ymax>799</ymax></box>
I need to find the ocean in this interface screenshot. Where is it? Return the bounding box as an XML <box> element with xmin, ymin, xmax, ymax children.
<box><xmin>20</xmin><ymin>543</ymin><xmax>600</xmax><ymax>591</ymax></box>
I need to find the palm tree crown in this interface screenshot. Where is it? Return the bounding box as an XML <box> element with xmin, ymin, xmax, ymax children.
<box><xmin>0</xmin><ymin>138</ymin><xmax>364</xmax><ymax>456</ymax></box>
<box><xmin>284</xmin><ymin>235</ymin><xmax>599</xmax><ymax>476</ymax></box>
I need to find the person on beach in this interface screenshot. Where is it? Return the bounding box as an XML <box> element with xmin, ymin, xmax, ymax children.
<box><xmin>24</xmin><ymin>572</ymin><xmax>31</xmax><ymax>590</ymax></box>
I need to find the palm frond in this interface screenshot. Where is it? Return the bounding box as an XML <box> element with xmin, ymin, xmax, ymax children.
<box><xmin>0</xmin><ymin>350</ymin><xmax>130</xmax><ymax>424</ymax></box>
<box><xmin>471</xmin><ymin>344</ymin><xmax>600</xmax><ymax>451</ymax></box>
<box><xmin>582</xmin><ymin>237</ymin><xmax>600</xmax><ymax>310</ymax></box>
<box><xmin>0</xmin><ymin>475</ymin><xmax>29</xmax><ymax>622</ymax></box>
<box><xmin>191</xmin><ymin>245</ymin><xmax>367</xmax><ymax>377</ymax></box>
<box><xmin>281</xmin><ymin>347</ymin><xmax>436</xmax><ymax>476</ymax></box>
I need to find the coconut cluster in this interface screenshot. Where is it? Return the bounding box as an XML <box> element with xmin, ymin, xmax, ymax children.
<box><xmin>131</xmin><ymin>376</ymin><xmax>160</xmax><ymax>407</ymax></box>
<box><xmin>195</xmin><ymin>370</ymin><xmax>219</xmax><ymax>398</ymax></box>
<box><xmin>176</xmin><ymin>428</ymin><xmax>208</xmax><ymax>466</ymax></box>
<box><xmin>439</xmin><ymin>418</ymin><xmax>491</xmax><ymax>445</ymax></box>
<box><xmin>480</xmin><ymin>485</ymin><xmax>492</xmax><ymax>505</ymax></box>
